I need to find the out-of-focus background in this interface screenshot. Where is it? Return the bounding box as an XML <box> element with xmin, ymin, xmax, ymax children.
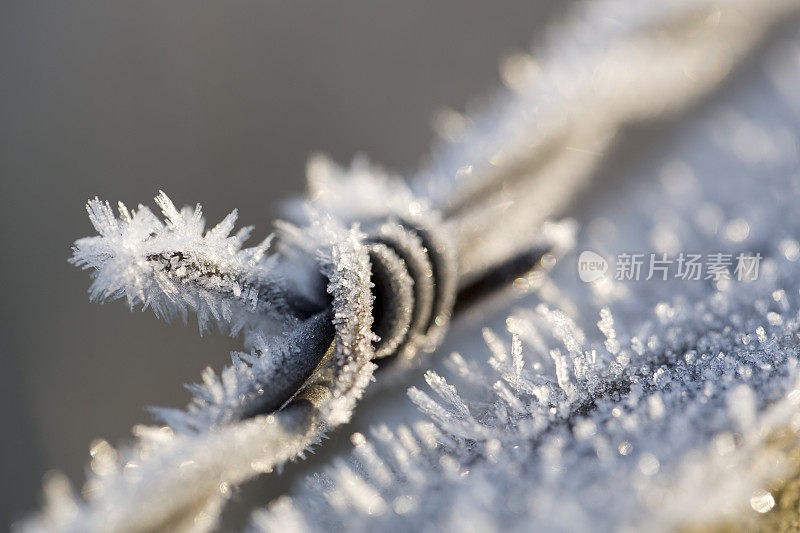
<box><xmin>0</xmin><ymin>1</ymin><xmax>567</xmax><ymax>527</ymax></box>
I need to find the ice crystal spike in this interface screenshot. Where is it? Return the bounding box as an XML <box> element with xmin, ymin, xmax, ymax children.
<box><xmin>70</xmin><ymin>192</ymin><xmax>310</xmax><ymax>336</ymax></box>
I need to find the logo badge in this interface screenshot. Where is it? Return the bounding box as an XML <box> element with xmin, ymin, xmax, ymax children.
<box><xmin>577</xmin><ymin>250</ymin><xmax>608</xmax><ymax>283</ymax></box>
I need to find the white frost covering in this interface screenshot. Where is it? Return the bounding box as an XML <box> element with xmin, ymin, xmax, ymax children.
<box><xmin>423</xmin><ymin>0</ymin><xmax>799</xmax><ymax>282</ymax></box>
<box><xmin>71</xmin><ymin>191</ymin><xmax>278</xmax><ymax>337</ymax></box>
<box><xmin>25</xmin><ymin>0</ymin><xmax>800</xmax><ymax>531</ymax></box>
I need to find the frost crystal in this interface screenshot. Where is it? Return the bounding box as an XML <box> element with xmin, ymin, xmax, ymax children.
<box><xmin>71</xmin><ymin>191</ymin><xmax>283</xmax><ymax>336</ymax></box>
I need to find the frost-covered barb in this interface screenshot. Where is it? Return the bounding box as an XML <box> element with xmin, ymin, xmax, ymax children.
<box><xmin>40</xmin><ymin>162</ymin><xmax>458</xmax><ymax>531</ymax></box>
<box><xmin>27</xmin><ymin>212</ymin><xmax>380</xmax><ymax>533</ymax></box>
<box><xmin>151</xmin><ymin>319</ymin><xmax>329</xmax><ymax>433</ymax></box>
<box><xmin>70</xmin><ymin>191</ymin><xmax>298</xmax><ymax>337</ymax></box>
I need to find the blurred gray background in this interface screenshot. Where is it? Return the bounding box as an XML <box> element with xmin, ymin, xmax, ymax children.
<box><xmin>0</xmin><ymin>1</ymin><xmax>566</xmax><ymax>527</ymax></box>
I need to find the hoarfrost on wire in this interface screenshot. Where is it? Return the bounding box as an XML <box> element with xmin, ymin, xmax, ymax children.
<box><xmin>24</xmin><ymin>0</ymin><xmax>800</xmax><ymax>531</ymax></box>
<box><xmin>71</xmin><ymin>191</ymin><xmax>281</xmax><ymax>337</ymax></box>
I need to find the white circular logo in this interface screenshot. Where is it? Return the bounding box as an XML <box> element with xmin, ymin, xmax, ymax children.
<box><xmin>577</xmin><ymin>250</ymin><xmax>608</xmax><ymax>283</ymax></box>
